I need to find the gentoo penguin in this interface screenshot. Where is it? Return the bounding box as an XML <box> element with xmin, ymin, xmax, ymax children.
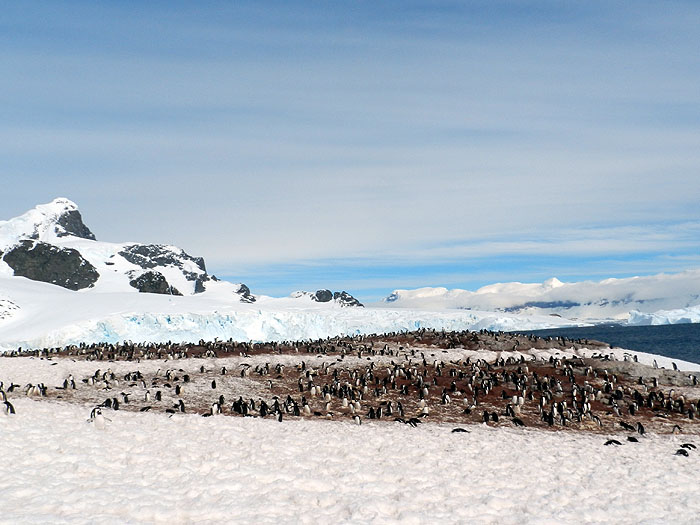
<box><xmin>89</xmin><ymin>407</ymin><xmax>107</xmax><ymax>429</ymax></box>
<box><xmin>620</xmin><ymin>421</ymin><xmax>635</xmax><ymax>432</ymax></box>
<box><xmin>353</xmin><ymin>415</ymin><xmax>362</xmax><ymax>425</ymax></box>
<box><xmin>3</xmin><ymin>401</ymin><xmax>16</xmax><ymax>415</ymax></box>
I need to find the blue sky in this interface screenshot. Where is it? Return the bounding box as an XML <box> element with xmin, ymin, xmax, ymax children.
<box><xmin>2</xmin><ymin>1</ymin><xmax>699</xmax><ymax>301</ymax></box>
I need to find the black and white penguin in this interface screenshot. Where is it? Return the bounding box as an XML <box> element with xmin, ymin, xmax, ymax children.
<box><xmin>3</xmin><ymin>401</ymin><xmax>16</xmax><ymax>415</ymax></box>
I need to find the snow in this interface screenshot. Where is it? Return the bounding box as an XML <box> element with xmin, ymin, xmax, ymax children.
<box><xmin>0</xmin><ymin>197</ymin><xmax>80</xmax><ymax>245</ymax></box>
<box><xmin>0</xmin><ymin>272</ymin><xmax>584</xmax><ymax>352</ymax></box>
<box><xmin>0</xmin><ymin>198</ymin><xmax>210</xmax><ymax>296</ymax></box>
<box><xmin>382</xmin><ymin>271</ymin><xmax>700</xmax><ymax>322</ymax></box>
<box><xmin>2</xmin><ymin>396</ymin><xmax>700</xmax><ymax>524</ymax></box>
<box><xmin>628</xmin><ymin>305</ymin><xmax>700</xmax><ymax>326</ymax></box>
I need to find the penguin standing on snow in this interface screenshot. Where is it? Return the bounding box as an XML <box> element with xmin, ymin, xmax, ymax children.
<box><xmin>3</xmin><ymin>401</ymin><xmax>15</xmax><ymax>415</ymax></box>
<box><xmin>89</xmin><ymin>407</ymin><xmax>108</xmax><ymax>429</ymax></box>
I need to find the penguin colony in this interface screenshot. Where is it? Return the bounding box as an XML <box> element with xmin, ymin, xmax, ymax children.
<box><xmin>3</xmin><ymin>328</ymin><xmax>700</xmax><ymax>440</ymax></box>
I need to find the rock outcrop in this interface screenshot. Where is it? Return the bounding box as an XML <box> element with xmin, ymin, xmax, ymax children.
<box><xmin>129</xmin><ymin>271</ymin><xmax>182</xmax><ymax>296</ymax></box>
<box><xmin>1</xmin><ymin>240</ymin><xmax>99</xmax><ymax>290</ymax></box>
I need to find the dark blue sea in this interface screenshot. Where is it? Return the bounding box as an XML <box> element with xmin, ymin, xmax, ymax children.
<box><xmin>517</xmin><ymin>323</ymin><xmax>700</xmax><ymax>365</ymax></box>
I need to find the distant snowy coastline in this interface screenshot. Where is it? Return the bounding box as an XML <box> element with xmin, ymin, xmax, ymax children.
<box><xmin>381</xmin><ymin>271</ymin><xmax>700</xmax><ymax>322</ymax></box>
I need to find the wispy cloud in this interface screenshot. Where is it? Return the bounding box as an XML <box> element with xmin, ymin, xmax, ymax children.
<box><xmin>1</xmin><ymin>2</ymin><xmax>699</xmax><ymax>299</ymax></box>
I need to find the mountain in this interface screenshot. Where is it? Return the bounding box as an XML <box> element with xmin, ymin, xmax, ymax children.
<box><xmin>0</xmin><ymin>200</ymin><xmax>586</xmax><ymax>351</ymax></box>
<box><xmin>290</xmin><ymin>289</ymin><xmax>363</xmax><ymax>307</ymax></box>
<box><xmin>382</xmin><ymin>272</ymin><xmax>700</xmax><ymax>321</ymax></box>
<box><xmin>0</xmin><ymin>198</ymin><xmax>246</xmax><ymax>299</ymax></box>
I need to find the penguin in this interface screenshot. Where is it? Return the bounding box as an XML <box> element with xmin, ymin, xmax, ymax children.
<box><xmin>636</xmin><ymin>422</ymin><xmax>645</xmax><ymax>435</ymax></box>
<box><xmin>620</xmin><ymin>421</ymin><xmax>635</xmax><ymax>432</ymax></box>
<box><xmin>353</xmin><ymin>415</ymin><xmax>362</xmax><ymax>425</ymax></box>
<box><xmin>211</xmin><ymin>380</ymin><xmax>217</xmax><ymax>389</ymax></box>
<box><xmin>3</xmin><ymin>401</ymin><xmax>15</xmax><ymax>415</ymax></box>
<box><xmin>452</xmin><ymin>428</ymin><xmax>469</xmax><ymax>433</ymax></box>
<box><xmin>604</xmin><ymin>439</ymin><xmax>622</xmax><ymax>446</ymax></box>
<box><xmin>89</xmin><ymin>407</ymin><xmax>107</xmax><ymax>429</ymax></box>
<box><xmin>675</xmin><ymin>449</ymin><xmax>689</xmax><ymax>456</ymax></box>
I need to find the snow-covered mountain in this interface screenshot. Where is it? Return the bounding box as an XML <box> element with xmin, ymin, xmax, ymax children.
<box><xmin>0</xmin><ymin>198</ymin><xmax>229</xmax><ymax>296</ymax></box>
<box><xmin>382</xmin><ymin>272</ymin><xmax>700</xmax><ymax>321</ymax></box>
<box><xmin>1</xmin><ymin>198</ymin><xmax>698</xmax><ymax>352</ymax></box>
<box><xmin>0</xmin><ymin>198</ymin><xmax>581</xmax><ymax>351</ymax></box>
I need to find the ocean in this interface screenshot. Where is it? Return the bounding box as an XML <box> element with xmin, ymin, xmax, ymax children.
<box><xmin>520</xmin><ymin>323</ymin><xmax>700</xmax><ymax>365</ymax></box>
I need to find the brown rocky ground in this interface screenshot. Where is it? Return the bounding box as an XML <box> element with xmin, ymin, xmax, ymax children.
<box><xmin>3</xmin><ymin>329</ymin><xmax>699</xmax><ymax>435</ymax></box>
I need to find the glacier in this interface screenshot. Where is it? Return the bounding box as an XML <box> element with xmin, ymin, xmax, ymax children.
<box><xmin>0</xmin><ymin>274</ymin><xmax>583</xmax><ymax>352</ymax></box>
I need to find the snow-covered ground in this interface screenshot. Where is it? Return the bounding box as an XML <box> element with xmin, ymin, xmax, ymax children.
<box><xmin>0</xmin><ymin>274</ymin><xmax>586</xmax><ymax>352</ymax></box>
<box><xmin>2</xmin><ymin>397</ymin><xmax>699</xmax><ymax>524</ymax></box>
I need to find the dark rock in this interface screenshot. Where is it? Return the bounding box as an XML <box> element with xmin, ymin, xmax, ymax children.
<box><xmin>55</xmin><ymin>209</ymin><xmax>96</xmax><ymax>240</ymax></box>
<box><xmin>129</xmin><ymin>271</ymin><xmax>182</xmax><ymax>295</ymax></box>
<box><xmin>2</xmin><ymin>240</ymin><xmax>99</xmax><ymax>290</ymax></box>
<box><xmin>234</xmin><ymin>283</ymin><xmax>256</xmax><ymax>303</ymax></box>
<box><xmin>193</xmin><ymin>278</ymin><xmax>206</xmax><ymax>294</ymax></box>
<box><xmin>333</xmin><ymin>291</ymin><xmax>363</xmax><ymax>307</ymax></box>
<box><xmin>313</xmin><ymin>289</ymin><xmax>333</xmax><ymax>303</ymax></box>
<box><xmin>299</xmin><ymin>289</ymin><xmax>363</xmax><ymax>307</ymax></box>
<box><xmin>119</xmin><ymin>244</ymin><xmax>206</xmax><ymax>273</ymax></box>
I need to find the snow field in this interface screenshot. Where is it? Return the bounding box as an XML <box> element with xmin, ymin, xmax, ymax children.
<box><xmin>1</xmin><ymin>398</ymin><xmax>699</xmax><ymax>525</ymax></box>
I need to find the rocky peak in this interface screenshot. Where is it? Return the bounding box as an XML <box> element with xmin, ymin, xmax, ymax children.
<box><xmin>292</xmin><ymin>289</ymin><xmax>363</xmax><ymax>307</ymax></box>
<box><xmin>0</xmin><ymin>197</ymin><xmax>96</xmax><ymax>247</ymax></box>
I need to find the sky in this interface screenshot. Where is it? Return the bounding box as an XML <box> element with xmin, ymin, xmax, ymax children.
<box><xmin>2</xmin><ymin>1</ymin><xmax>699</xmax><ymax>302</ymax></box>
